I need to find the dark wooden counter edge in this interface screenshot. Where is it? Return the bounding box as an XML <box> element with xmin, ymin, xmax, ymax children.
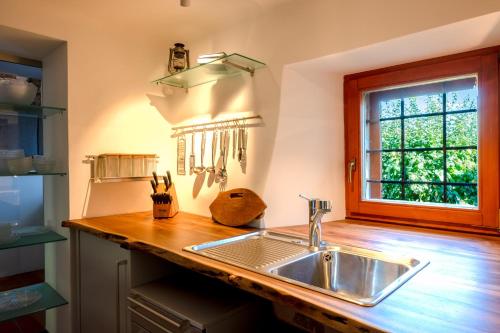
<box><xmin>62</xmin><ymin>216</ymin><xmax>386</xmax><ymax>333</ymax></box>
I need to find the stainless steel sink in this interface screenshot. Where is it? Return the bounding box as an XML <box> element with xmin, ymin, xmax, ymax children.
<box><xmin>184</xmin><ymin>231</ymin><xmax>428</xmax><ymax>306</ymax></box>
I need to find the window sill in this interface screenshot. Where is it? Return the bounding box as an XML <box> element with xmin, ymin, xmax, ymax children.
<box><xmin>347</xmin><ymin>212</ymin><xmax>500</xmax><ymax>237</ymax></box>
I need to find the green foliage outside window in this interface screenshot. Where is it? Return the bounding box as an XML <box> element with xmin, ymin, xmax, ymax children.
<box><xmin>377</xmin><ymin>88</ymin><xmax>478</xmax><ymax>206</ymax></box>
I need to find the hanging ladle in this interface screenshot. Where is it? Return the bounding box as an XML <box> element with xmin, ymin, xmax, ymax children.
<box><xmin>206</xmin><ymin>130</ymin><xmax>217</xmax><ymax>174</ymax></box>
<box><xmin>193</xmin><ymin>130</ymin><xmax>206</xmax><ymax>174</ymax></box>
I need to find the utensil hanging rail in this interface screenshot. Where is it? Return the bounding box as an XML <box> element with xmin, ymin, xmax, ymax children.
<box><xmin>171</xmin><ymin>115</ymin><xmax>263</xmax><ymax>137</ymax></box>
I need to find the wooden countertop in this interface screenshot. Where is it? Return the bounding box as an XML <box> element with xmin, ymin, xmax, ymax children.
<box><xmin>62</xmin><ymin>212</ymin><xmax>500</xmax><ymax>333</ymax></box>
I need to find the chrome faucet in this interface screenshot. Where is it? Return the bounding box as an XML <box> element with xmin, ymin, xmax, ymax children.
<box><xmin>300</xmin><ymin>195</ymin><xmax>332</xmax><ymax>249</ymax></box>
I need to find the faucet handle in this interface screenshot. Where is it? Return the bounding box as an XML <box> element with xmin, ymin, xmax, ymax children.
<box><xmin>299</xmin><ymin>194</ymin><xmax>332</xmax><ymax>212</ymax></box>
<box><xmin>316</xmin><ymin>199</ymin><xmax>332</xmax><ymax>212</ymax></box>
<box><xmin>299</xmin><ymin>194</ymin><xmax>312</xmax><ymax>201</ymax></box>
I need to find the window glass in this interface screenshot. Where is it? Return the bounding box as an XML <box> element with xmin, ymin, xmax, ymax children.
<box><xmin>363</xmin><ymin>75</ymin><xmax>478</xmax><ymax>207</ymax></box>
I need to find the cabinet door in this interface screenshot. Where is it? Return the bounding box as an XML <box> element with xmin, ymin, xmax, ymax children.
<box><xmin>79</xmin><ymin>231</ymin><xmax>130</xmax><ymax>333</ymax></box>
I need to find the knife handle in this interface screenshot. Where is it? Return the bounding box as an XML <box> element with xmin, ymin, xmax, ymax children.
<box><xmin>167</xmin><ymin>171</ymin><xmax>173</xmax><ymax>187</ymax></box>
<box><xmin>163</xmin><ymin>176</ymin><xmax>170</xmax><ymax>191</ymax></box>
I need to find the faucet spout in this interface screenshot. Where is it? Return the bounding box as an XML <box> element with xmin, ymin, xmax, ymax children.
<box><xmin>300</xmin><ymin>195</ymin><xmax>332</xmax><ymax>249</ymax></box>
<box><xmin>309</xmin><ymin>212</ymin><xmax>324</xmax><ymax>248</ymax></box>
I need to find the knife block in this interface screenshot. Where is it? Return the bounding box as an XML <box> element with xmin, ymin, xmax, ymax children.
<box><xmin>153</xmin><ymin>184</ymin><xmax>179</xmax><ymax>219</ymax></box>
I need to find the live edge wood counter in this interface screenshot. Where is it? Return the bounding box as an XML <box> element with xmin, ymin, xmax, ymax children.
<box><xmin>62</xmin><ymin>212</ymin><xmax>500</xmax><ymax>333</ymax></box>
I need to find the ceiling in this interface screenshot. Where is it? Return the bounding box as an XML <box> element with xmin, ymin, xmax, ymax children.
<box><xmin>36</xmin><ymin>0</ymin><xmax>296</xmax><ymax>41</ymax></box>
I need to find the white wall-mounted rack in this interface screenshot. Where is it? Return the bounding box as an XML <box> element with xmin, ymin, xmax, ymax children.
<box><xmin>171</xmin><ymin>115</ymin><xmax>263</xmax><ymax>137</ymax></box>
<box><xmin>83</xmin><ymin>154</ymin><xmax>159</xmax><ymax>183</ymax></box>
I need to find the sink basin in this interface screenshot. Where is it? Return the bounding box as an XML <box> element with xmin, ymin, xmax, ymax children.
<box><xmin>268</xmin><ymin>248</ymin><xmax>422</xmax><ymax>305</ymax></box>
<box><xmin>184</xmin><ymin>231</ymin><xmax>428</xmax><ymax>306</ymax></box>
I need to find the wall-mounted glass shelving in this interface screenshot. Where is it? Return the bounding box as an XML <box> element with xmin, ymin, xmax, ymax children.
<box><xmin>0</xmin><ymin>102</ymin><xmax>66</xmax><ymax>118</ymax></box>
<box><xmin>0</xmin><ymin>171</ymin><xmax>67</xmax><ymax>177</ymax></box>
<box><xmin>152</xmin><ymin>53</ymin><xmax>266</xmax><ymax>89</ymax></box>
<box><xmin>0</xmin><ymin>283</ymin><xmax>68</xmax><ymax>323</ymax></box>
<box><xmin>0</xmin><ymin>226</ymin><xmax>67</xmax><ymax>251</ymax></box>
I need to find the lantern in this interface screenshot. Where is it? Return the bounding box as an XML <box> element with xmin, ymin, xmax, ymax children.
<box><xmin>168</xmin><ymin>43</ymin><xmax>190</xmax><ymax>74</ymax></box>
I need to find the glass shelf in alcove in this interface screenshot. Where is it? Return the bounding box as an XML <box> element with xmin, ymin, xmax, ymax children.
<box><xmin>0</xmin><ymin>102</ymin><xmax>66</xmax><ymax>118</ymax></box>
<box><xmin>0</xmin><ymin>283</ymin><xmax>67</xmax><ymax>323</ymax></box>
<box><xmin>0</xmin><ymin>171</ymin><xmax>67</xmax><ymax>177</ymax></box>
<box><xmin>0</xmin><ymin>226</ymin><xmax>66</xmax><ymax>251</ymax></box>
<box><xmin>152</xmin><ymin>53</ymin><xmax>266</xmax><ymax>89</ymax></box>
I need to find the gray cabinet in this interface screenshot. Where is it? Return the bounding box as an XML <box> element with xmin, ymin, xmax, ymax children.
<box><xmin>78</xmin><ymin>231</ymin><xmax>130</xmax><ymax>333</ymax></box>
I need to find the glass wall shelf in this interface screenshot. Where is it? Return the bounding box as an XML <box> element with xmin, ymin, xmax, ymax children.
<box><xmin>0</xmin><ymin>171</ymin><xmax>67</xmax><ymax>177</ymax></box>
<box><xmin>0</xmin><ymin>103</ymin><xmax>66</xmax><ymax>118</ymax></box>
<box><xmin>0</xmin><ymin>227</ymin><xmax>66</xmax><ymax>251</ymax></box>
<box><xmin>152</xmin><ymin>53</ymin><xmax>266</xmax><ymax>89</ymax></box>
<box><xmin>0</xmin><ymin>283</ymin><xmax>67</xmax><ymax>323</ymax></box>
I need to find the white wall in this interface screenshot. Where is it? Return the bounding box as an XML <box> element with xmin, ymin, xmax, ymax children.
<box><xmin>0</xmin><ymin>4</ymin><xmax>176</xmax><ymax>333</ymax></box>
<box><xmin>162</xmin><ymin>1</ymin><xmax>500</xmax><ymax>226</ymax></box>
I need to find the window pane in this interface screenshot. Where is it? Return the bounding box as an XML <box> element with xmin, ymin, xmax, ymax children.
<box><xmin>405</xmin><ymin>151</ymin><xmax>443</xmax><ymax>182</ymax></box>
<box><xmin>446</xmin><ymin>113</ymin><xmax>478</xmax><ymax>147</ymax></box>
<box><xmin>446</xmin><ymin>88</ymin><xmax>477</xmax><ymax>111</ymax></box>
<box><xmin>404</xmin><ymin>116</ymin><xmax>443</xmax><ymax>149</ymax></box>
<box><xmin>404</xmin><ymin>184</ymin><xmax>444</xmax><ymax>203</ymax></box>
<box><xmin>365</xmin><ymin>152</ymin><xmax>401</xmax><ymax>181</ymax></box>
<box><xmin>403</xmin><ymin>95</ymin><xmax>442</xmax><ymax>116</ymax></box>
<box><xmin>382</xmin><ymin>183</ymin><xmax>402</xmax><ymax>200</ymax></box>
<box><xmin>446</xmin><ymin>185</ymin><xmax>477</xmax><ymax>206</ymax></box>
<box><xmin>379</xmin><ymin>99</ymin><xmax>401</xmax><ymax>118</ymax></box>
<box><xmin>446</xmin><ymin>149</ymin><xmax>477</xmax><ymax>183</ymax></box>
<box><xmin>382</xmin><ymin>152</ymin><xmax>401</xmax><ymax>180</ymax></box>
<box><xmin>380</xmin><ymin>120</ymin><xmax>401</xmax><ymax>149</ymax></box>
<box><xmin>362</xmin><ymin>75</ymin><xmax>478</xmax><ymax>208</ymax></box>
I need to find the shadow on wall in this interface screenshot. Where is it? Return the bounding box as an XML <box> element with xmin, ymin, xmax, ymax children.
<box><xmin>146</xmin><ymin>74</ymin><xmax>248</xmax><ymax>123</ymax></box>
<box><xmin>145</xmin><ymin>68</ymin><xmax>281</xmax><ymax>213</ymax></box>
<box><xmin>82</xmin><ymin>181</ymin><xmax>152</xmax><ymax>218</ymax></box>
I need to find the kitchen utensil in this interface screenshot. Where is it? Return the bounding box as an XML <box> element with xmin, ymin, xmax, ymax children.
<box><xmin>240</xmin><ymin>128</ymin><xmax>248</xmax><ymax>167</ymax></box>
<box><xmin>151</xmin><ymin>177</ymin><xmax>179</xmax><ymax>219</ymax></box>
<box><xmin>99</xmin><ymin>154</ymin><xmax>120</xmax><ymax>177</ymax></box>
<box><xmin>177</xmin><ymin>135</ymin><xmax>186</xmax><ymax>175</ymax></box>
<box><xmin>193</xmin><ymin>131</ymin><xmax>206</xmax><ymax>174</ymax></box>
<box><xmin>216</xmin><ymin>131</ymin><xmax>225</xmax><ymax>183</ymax></box>
<box><xmin>33</xmin><ymin>155</ymin><xmax>56</xmax><ymax>173</ymax></box>
<box><xmin>225</xmin><ymin>128</ymin><xmax>230</xmax><ymax>162</ymax></box>
<box><xmin>189</xmin><ymin>133</ymin><xmax>195</xmax><ymax>174</ymax></box>
<box><xmin>144</xmin><ymin>155</ymin><xmax>158</xmax><ymax>176</ymax></box>
<box><xmin>209</xmin><ymin>188</ymin><xmax>267</xmax><ymax>227</ymax></box>
<box><xmin>0</xmin><ymin>149</ymin><xmax>24</xmax><ymax>173</ymax></box>
<box><xmin>151</xmin><ymin>193</ymin><xmax>172</xmax><ymax>204</ymax></box>
<box><xmin>197</xmin><ymin>52</ymin><xmax>227</xmax><ymax>64</ymax></box>
<box><xmin>132</xmin><ymin>155</ymin><xmax>145</xmax><ymax>177</ymax></box>
<box><xmin>232</xmin><ymin>128</ymin><xmax>236</xmax><ymax>159</ymax></box>
<box><xmin>152</xmin><ymin>171</ymin><xmax>159</xmax><ymax>187</ymax></box>
<box><xmin>118</xmin><ymin>155</ymin><xmax>132</xmax><ymax>177</ymax></box>
<box><xmin>238</xmin><ymin>128</ymin><xmax>243</xmax><ymax>162</ymax></box>
<box><xmin>217</xmin><ymin>131</ymin><xmax>229</xmax><ymax>191</ymax></box>
<box><xmin>0</xmin><ymin>76</ymin><xmax>37</xmax><ymax>105</ymax></box>
<box><xmin>215</xmin><ymin>131</ymin><xmax>224</xmax><ymax>179</ymax></box>
<box><xmin>167</xmin><ymin>170</ymin><xmax>173</xmax><ymax>187</ymax></box>
<box><xmin>163</xmin><ymin>176</ymin><xmax>170</xmax><ymax>191</ymax></box>
<box><xmin>206</xmin><ymin>131</ymin><xmax>218</xmax><ymax>174</ymax></box>
<box><xmin>7</xmin><ymin>157</ymin><xmax>33</xmax><ymax>174</ymax></box>
<box><xmin>0</xmin><ymin>223</ymin><xmax>18</xmax><ymax>244</ymax></box>
<box><xmin>150</xmin><ymin>179</ymin><xmax>158</xmax><ymax>193</ymax></box>
<box><xmin>0</xmin><ymin>288</ymin><xmax>42</xmax><ymax>312</ymax></box>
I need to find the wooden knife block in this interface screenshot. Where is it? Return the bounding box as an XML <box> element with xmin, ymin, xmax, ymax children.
<box><xmin>153</xmin><ymin>184</ymin><xmax>179</xmax><ymax>219</ymax></box>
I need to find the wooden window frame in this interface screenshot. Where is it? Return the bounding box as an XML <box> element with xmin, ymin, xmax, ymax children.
<box><xmin>344</xmin><ymin>47</ymin><xmax>500</xmax><ymax>232</ymax></box>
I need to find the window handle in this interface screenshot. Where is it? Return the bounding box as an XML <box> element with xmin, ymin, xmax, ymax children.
<box><xmin>348</xmin><ymin>159</ymin><xmax>356</xmax><ymax>183</ymax></box>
